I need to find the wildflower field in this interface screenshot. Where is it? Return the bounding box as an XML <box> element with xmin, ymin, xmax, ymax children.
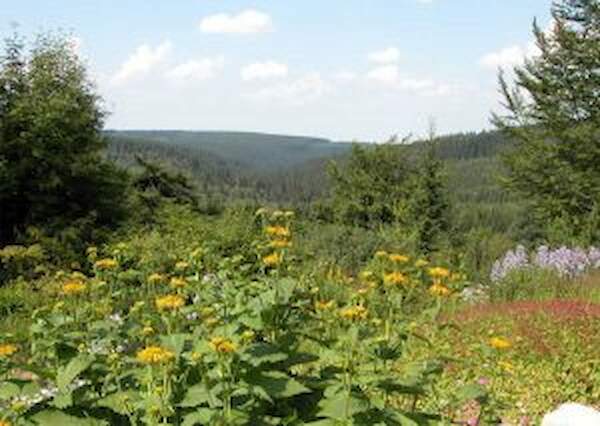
<box><xmin>1</xmin><ymin>205</ymin><xmax>599</xmax><ymax>425</ymax></box>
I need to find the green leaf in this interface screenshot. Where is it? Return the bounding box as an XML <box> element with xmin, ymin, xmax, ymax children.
<box><xmin>57</xmin><ymin>354</ymin><xmax>93</xmax><ymax>391</ymax></box>
<box><xmin>247</xmin><ymin>371</ymin><xmax>311</xmax><ymax>399</ymax></box>
<box><xmin>160</xmin><ymin>333</ymin><xmax>189</xmax><ymax>356</ymax></box>
<box><xmin>317</xmin><ymin>393</ymin><xmax>370</xmax><ymax>420</ymax></box>
<box><xmin>243</xmin><ymin>343</ymin><xmax>288</xmax><ymax>366</ymax></box>
<box><xmin>179</xmin><ymin>383</ymin><xmax>221</xmax><ymax>408</ymax></box>
<box><xmin>96</xmin><ymin>390</ymin><xmax>139</xmax><ymax>415</ymax></box>
<box><xmin>30</xmin><ymin>409</ymin><xmax>107</xmax><ymax>426</ymax></box>
<box><xmin>456</xmin><ymin>383</ymin><xmax>488</xmax><ymax>404</ymax></box>
<box><xmin>182</xmin><ymin>408</ymin><xmax>217</xmax><ymax>426</ymax></box>
<box><xmin>0</xmin><ymin>381</ymin><xmax>20</xmax><ymax>400</ymax></box>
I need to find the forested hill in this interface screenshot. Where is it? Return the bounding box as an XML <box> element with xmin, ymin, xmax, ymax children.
<box><xmin>105</xmin><ymin>130</ymin><xmax>353</xmax><ymax>171</ymax></box>
<box><xmin>105</xmin><ymin>129</ymin><xmax>513</xmax><ymax>205</ymax></box>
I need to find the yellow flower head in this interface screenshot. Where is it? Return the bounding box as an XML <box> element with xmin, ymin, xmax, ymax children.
<box><xmin>175</xmin><ymin>261</ymin><xmax>189</xmax><ymax>271</ymax></box>
<box><xmin>0</xmin><ymin>344</ymin><xmax>18</xmax><ymax>358</ymax></box>
<box><xmin>262</xmin><ymin>252</ymin><xmax>281</xmax><ymax>267</ymax></box>
<box><xmin>389</xmin><ymin>254</ymin><xmax>410</xmax><ymax>263</ymax></box>
<box><xmin>148</xmin><ymin>273</ymin><xmax>165</xmax><ymax>285</ymax></box>
<box><xmin>489</xmin><ymin>337</ymin><xmax>512</xmax><ymax>350</ymax></box>
<box><xmin>265</xmin><ymin>225</ymin><xmax>290</xmax><ymax>238</ymax></box>
<box><xmin>136</xmin><ymin>346</ymin><xmax>175</xmax><ymax>365</ymax></box>
<box><xmin>374</xmin><ymin>250</ymin><xmax>388</xmax><ymax>259</ymax></box>
<box><xmin>155</xmin><ymin>295</ymin><xmax>185</xmax><ymax>311</ymax></box>
<box><xmin>340</xmin><ymin>305</ymin><xmax>368</xmax><ymax>321</ymax></box>
<box><xmin>62</xmin><ymin>280</ymin><xmax>86</xmax><ymax>296</ymax></box>
<box><xmin>429</xmin><ymin>283</ymin><xmax>451</xmax><ymax>297</ymax></box>
<box><xmin>94</xmin><ymin>258</ymin><xmax>118</xmax><ymax>271</ymax></box>
<box><xmin>415</xmin><ymin>259</ymin><xmax>429</xmax><ymax>268</ymax></box>
<box><xmin>0</xmin><ymin>420</ymin><xmax>12</xmax><ymax>426</ymax></box>
<box><xmin>169</xmin><ymin>277</ymin><xmax>188</xmax><ymax>289</ymax></box>
<box><xmin>209</xmin><ymin>337</ymin><xmax>237</xmax><ymax>354</ymax></box>
<box><xmin>269</xmin><ymin>239</ymin><xmax>292</xmax><ymax>249</ymax></box>
<box><xmin>315</xmin><ymin>300</ymin><xmax>335</xmax><ymax>311</ymax></box>
<box><xmin>383</xmin><ymin>272</ymin><xmax>408</xmax><ymax>286</ymax></box>
<box><xmin>428</xmin><ymin>267</ymin><xmax>451</xmax><ymax>279</ymax></box>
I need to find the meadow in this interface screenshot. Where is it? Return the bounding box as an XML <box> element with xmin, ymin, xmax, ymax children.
<box><xmin>1</xmin><ymin>205</ymin><xmax>599</xmax><ymax>425</ymax></box>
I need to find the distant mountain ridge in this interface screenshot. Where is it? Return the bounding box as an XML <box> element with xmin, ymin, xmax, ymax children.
<box><xmin>105</xmin><ymin>130</ymin><xmax>353</xmax><ymax>172</ymax></box>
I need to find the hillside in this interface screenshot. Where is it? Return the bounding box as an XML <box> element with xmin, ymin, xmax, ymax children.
<box><xmin>105</xmin><ymin>130</ymin><xmax>353</xmax><ymax>172</ymax></box>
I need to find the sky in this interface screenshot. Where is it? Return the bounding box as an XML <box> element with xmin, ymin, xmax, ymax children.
<box><xmin>2</xmin><ymin>0</ymin><xmax>553</xmax><ymax>141</ymax></box>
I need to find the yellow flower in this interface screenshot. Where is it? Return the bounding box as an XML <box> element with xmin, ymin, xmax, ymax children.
<box><xmin>389</xmin><ymin>254</ymin><xmax>409</xmax><ymax>263</ymax></box>
<box><xmin>136</xmin><ymin>346</ymin><xmax>175</xmax><ymax>365</ymax></box>
<box><xmin>148</xmin><ymin>273</ymin><xmax>165</xmax><ymax>285</ymax></box>
<box><xmin>0</xmin><ymin>420</ymin><xmax>12</xmax><ymax>426</ymax></box>
<box><xmin>415</xmin><ymin>259</ymin><xmax>429</xmax><ymax>268</ymax></box>
<box><xmin>429</xmin><ymin>283</ymin><xmax>451</xmax><ymax>296</ymax></box>
<box><xmin>209</xmin><ymin>337</ymin><xmax>237</xmax><ymax>354</ymax></box>
<box><xmin>169</xmin><ymin>277</ymin><xmax>188</xmax><ymax>289</ymax></box>
<box><xmin>269</xmin><ymin>239</ymin><xmax>292</xmax><ymax>249</ymax></box>
<box><xmin>428</xmin><ymin>267</ymin><xmax>451</xmax><ymax>279</ymax></box>
<box><xmin>315</xmin><ymin>300</ymin><xmax>335</xmax><ymax>311</ymax></box>
<box><xmin>175</xmin><ymin>261</ymin><xmax>189</xmax><ymax>271</ymax></box>
<box><xmin>155</xmin><ymin>295</ymin><xmax>185</xmax><ymax>311</ymax></box>
<box><xmin>374</xmin><ymin>250</ymin><xmax>388</xmax><ymax>258</ymax></box>
<box><xmin>94</xmin><ymin>258</ymin><xmax>118</xmax><ymax>271</ymax></box>
<box><xmin>489</xmin><ymin>337</ymin><xmax>512</xmax><ymax>350</ymax></box>
<box><xmin>262</xmin><ymin>252</ymin><xmax>281</xmax><ymax>267</ymax></box>
<box><xmin>383</xmin><ymin>272</ymin><xmax>408</xmax><ymax>286</ymax></box>
<box><xmin>340</xmin><ymin>305</ymin><xmax>368</xmax><ymax>321</ymax></box>
<box><xmin>265</xmin><ymin>225</ymin><xmax>290</xmax><ymax>238</ymax></box>
<box><xmin>0</xmin><ymin>344</ymin><xmax>18</xmax><ymax>358</ymax></box>
<box><xmin>62</xmin><ymin>280</ymin><xmax>86</xmax><ymax>295</ymax></box>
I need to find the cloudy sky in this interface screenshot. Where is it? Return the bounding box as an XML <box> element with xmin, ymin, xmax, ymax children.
<box><xmin>3</xmin><ymin>0</ymin><xmax>552</xmax><ymax>141</ymax></box>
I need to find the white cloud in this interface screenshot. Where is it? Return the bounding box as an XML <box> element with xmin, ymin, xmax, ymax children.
<box><xmin>366</xmin><ymin>64</ymin><xmax>452</xmax><ymax>96</ymax></box>
<box><xmin>480</xmin><ymin>43</ymin><xmax>537</xmax><ymax>69</ymax></box>
<box><xmin>111</xmin><ymin>41</ymin><xmax>172</xmax><ymax>85</ymax></box>
<box><xmin>166</xmin><ymin>57</ymin><xmax>225</xmax><ymax>84</ymax></box>
<box><xmin>247</xmin><ymin>73</ymin><xmax>328</xmax><ymax>105</ymax></box>
<box><xmin>199</xmin><ymin>10</ymin><xmax>273</xmax><ymax>34</ymax></box>
<box><xmin>333</xmin><ymin>71</ymin><xmax>358</xmax><ymax>83</ymax></box>
<box><xmin>366</xmin><ymin>65</ymin><xmax>401</xmax><ymax>84</ymax></box>
<box><xmin>368</xmin><ymin>47</ymin><xmax>401</xmax><ymax>64</ymax></box>
<box><xmin>241</xmin><ymin>61</ymin><xmax>288</xmax><ymax>81</ymax></box>
<box><xmin>480</xmin><ymin>20</ymin><xmax>556</xmax><ymax>69</ymax></box>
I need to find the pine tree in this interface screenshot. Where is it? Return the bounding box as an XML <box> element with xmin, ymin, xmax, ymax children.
<box><xmin>493</xmin><ymin>0</ymin><xmax>600</xmax><ymax>243</ymax></box>
<box><xmin>0</xmin><ymin>32</ymin><xmax>127</xmax><ymax>245</ymax></box>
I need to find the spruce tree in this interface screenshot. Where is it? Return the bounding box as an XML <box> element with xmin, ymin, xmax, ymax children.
<box><xmin>493</xmin><ymin>0</ymin><xmax>600</xmax><ymax>243</ymax></box>
<box><xmin>0</xmin><ymin>32</ymin><xmax>127</xmax><ymax>245</ymax></box>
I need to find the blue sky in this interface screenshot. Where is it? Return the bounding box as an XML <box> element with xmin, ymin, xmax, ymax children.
<box><xmin>2</xmin><ymin>1</ymin><xmax>552</xmax><ymax>140</ymax></box>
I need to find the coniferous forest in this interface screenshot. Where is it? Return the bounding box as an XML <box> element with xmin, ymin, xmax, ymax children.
<box><xmin>1</xmin><ymin>1</ymin><xmax>599</xmax><ymax>425</ymax></box>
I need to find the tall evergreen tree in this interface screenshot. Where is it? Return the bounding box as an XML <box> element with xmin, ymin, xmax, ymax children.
<box><xmin>0</xmin><ymin>32</ymin><xmax>127</xmax><ymax>245</ymax></box>
<box><xmin>493</xmin><ymin>0</ymin><xmax>600</xmax><ymax>243</ymax></box>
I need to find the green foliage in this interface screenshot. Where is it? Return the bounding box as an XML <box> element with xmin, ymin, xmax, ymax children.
<box><xmin>494</xmin><ymin>0</ymin><xmax>600</xmax><ymax>244</ymax></box>
<box><xmin>328</xmin><ymin>139</ymin><xmax>450</xmax><ymax>254</ymax></box>
<box><xmin>0</xmin><ymin>32</ymin><xmax>128</xmax><ymax>247</ymax></box>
